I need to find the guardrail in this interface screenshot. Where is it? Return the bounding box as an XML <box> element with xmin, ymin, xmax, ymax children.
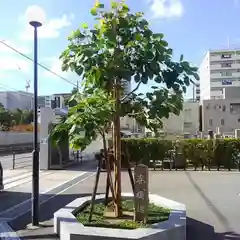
<box><xmin>12</xmin><ymin>153</ymin><xmax>32</xmax><ymax>169</ymax></box>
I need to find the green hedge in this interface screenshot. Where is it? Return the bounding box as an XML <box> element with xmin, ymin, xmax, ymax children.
<box><xmin>121</xmin><ymin>138</ymin><xmax>240</xmax><ymax>170</ymax></box>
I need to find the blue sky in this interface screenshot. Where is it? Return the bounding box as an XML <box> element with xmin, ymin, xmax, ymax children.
<box><xmin>0</xmin><ymin>0</ymin><xmax>239</xmax><ymax>97</ymax></box>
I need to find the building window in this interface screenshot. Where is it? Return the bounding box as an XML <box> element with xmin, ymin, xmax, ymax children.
<box><xmin>237</xmin><ymin>69</ymin><xmax>240</xmax><ymax>72</ymax></box>
<box><xmin>230</xmin><ymin>103</ymin><xmax>240</xmax><ymax>114</ymax></box>
<box><xmin>221</xmin><ymin>54</ymin><xmax>231</xmax><ymax>59</ymax></box>
<box><xmin>221</xmin><ymin>63</ymin><xmax>232</xmax><ymax>68</ymax></box>
<box><xmin>184</xmin><ymin>122</ymin><xmax>192</xmax><ymax>128</ymax></box>
<box><xmin>238</xmin><ymin>118</ymin><xmax>240</xmax><ymax>123</ymax></box>
<box><xmin>220</xmin><ymin>71</ymin><xmax>232</xmax><ymax>76</ymax></box>
<box><xmin>222</xmin><ymin>105</ymin><xmax>226</xmax><ymax>112</ymax></box>
<box><xmin>209</xmin><ymin>119</ymin><xmax>213</xmax><ymax>126</ymax></box>
<box><xmin>196</xmin><ymin>90</ymin><xmax>200</xmax><ymax>94</ymax></box>
<box><xmin>221</xmin><ymin>119</ymin><xmax>224</xmax><ymax>126</ymax></box>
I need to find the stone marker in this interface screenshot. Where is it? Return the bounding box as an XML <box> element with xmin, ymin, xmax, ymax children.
<box><xmin>134</xmin><ymin>164</ymin><xmax>149</xmax><ymax>223</ymax></box>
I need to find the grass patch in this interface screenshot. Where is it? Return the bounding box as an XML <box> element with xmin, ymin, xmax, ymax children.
<box><xmin>76</xmin><ymin>199</ymin><xmax>170</xmax><ymax>230</ymax></box>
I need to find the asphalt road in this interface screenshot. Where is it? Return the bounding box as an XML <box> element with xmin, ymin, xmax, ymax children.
<box><xmin>0</xmin><ymin>153</ymin><xmax>32</xmax><ymax>170</ymax></box>
<box><xmin>8</xmin><ymin>170</ymin><xmax>240</xmax><ymax>239</ymax></box>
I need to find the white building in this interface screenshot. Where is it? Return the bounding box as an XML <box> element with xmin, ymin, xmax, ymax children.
<box><xmin>0</xmin><ymin>91</ymin><xmax>33</xmax><ymax>110</ymax></box>
<box><xmin>38</xmin><ymin>95</ymin><xmax>53</xmax><ymax>108</ymax></box>
<box><xmin>162</xmin><ymin>101</ymin><xmax>199</xmax><ymax>136</ymax></box>
<box><xmin>199</xmin><ymin>48</ymin><xmax>240</xmax><ymax>101</ymax></box>
<box><xmin>145</xmin><ymin>101</ymin><xmax>200</xmax><ymax>138</ymax></box>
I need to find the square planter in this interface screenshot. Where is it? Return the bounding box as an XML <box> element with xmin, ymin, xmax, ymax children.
<box><xmin>54</xmin><ymin>193</ymin><xmax>186</xmax><ymax>240</ymax></box>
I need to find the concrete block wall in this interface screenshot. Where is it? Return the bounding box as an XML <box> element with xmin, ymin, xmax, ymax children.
<box><xmin>0</xmin><ymin>132</ymin><xmax>35</xmax><ymax>145</ymax></box>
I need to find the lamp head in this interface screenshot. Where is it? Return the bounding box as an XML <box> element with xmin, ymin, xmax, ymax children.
<box><xmin>26</xmin><ymin>5</ymin><xmax>45</xmax><ymax>27</ymax></box>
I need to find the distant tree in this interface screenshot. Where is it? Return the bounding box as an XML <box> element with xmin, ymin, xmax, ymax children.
<box><xmin>0</xmin><ymin>102</ymin><xmax>5</xmax><ymax>111</ymax></box>
<box><xmin>0</xmin><ymin>110</ymin><xmax>13</xmax><ymax>131</ymax></box>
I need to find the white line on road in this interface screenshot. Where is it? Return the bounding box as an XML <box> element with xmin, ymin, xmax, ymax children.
<box><xmin>4</xmin><ymin>171</ymin><xmax>39</xmax><ymax>185</ymax></box>
<box><xmin>0</xmin><ymin>171</ymin><xmax>88</xmax><ymax>217</ymax></box>
<box><xmin>4</xmin><ymin>171</ymin><xmax>53</xmax><ymax>190</ymax></box>
<box><xmin>0</xmin><ymin>172</ymin><xmax>96</xmax><ymax>240</ymax></box>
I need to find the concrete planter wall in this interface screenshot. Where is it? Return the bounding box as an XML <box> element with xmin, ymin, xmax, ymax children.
<box><xmin>54</xmin><ymin>193</ymin><xmax>186</xmax><ymax>240</ymax></box>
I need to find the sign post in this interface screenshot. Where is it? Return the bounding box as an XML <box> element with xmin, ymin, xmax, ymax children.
<box><xmin>134</xmin><ymin>164</ymin><xmax>149</xmax><ymax>223</ymax></box>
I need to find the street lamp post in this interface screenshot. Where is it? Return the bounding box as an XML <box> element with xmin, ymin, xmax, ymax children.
<box><xmin>26</xmin><ymin>5</ymin><xmax>45</xmax><ymax>227</ymax></box>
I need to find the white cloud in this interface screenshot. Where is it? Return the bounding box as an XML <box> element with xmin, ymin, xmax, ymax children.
<box><xmin>0</xmin><ymin>40</ymin><xmax>31</xmax><ymax>54</ymax></box>
<box><xmin>147</xmin><ymin>0</ymin><xmax>184</xmax><ymax>19</ymax></box>
<box><xmin>43</xmin><ymin>57</ymin><xmax>63</xmax><ymax>77</ymax></box>
<box><xmin>0</xmin><ymin>57</ymin><xmax>30</xmax><ymax>73</ymax></box>
<box><xmin>42</xmin><ymin>57</ymin><xmax>79</xmax><ymax>88</ymax></box>
<box><xmin>20</xmin><ymin>6</ymin><xmax>74</xmax><ymax>40</ymax></box>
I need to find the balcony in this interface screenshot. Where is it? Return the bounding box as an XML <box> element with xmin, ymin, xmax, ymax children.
<box><xmin>210</xmin><ymin>54</ymin><xmax>240</xmax><ymax>62</ymax></box>
<box><xmin>211</xmin><ymin>72</ymin><xmax>240</xmax><ymax>79</ymax></box>
<box><xmin>210</xmin><ymin>80</ymin><xmax>240</xmax><ymax>88</ymax></box>
<box><xmin>210</xmin><ymin>63</ymin><xmax>240</xmax><ymax>71</ymax></box>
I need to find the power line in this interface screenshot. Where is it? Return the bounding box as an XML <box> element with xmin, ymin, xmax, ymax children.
<box><xmin>0</xmin><ymin>40</ymin><xmax>78</xmax><ymax>87</ymax></box>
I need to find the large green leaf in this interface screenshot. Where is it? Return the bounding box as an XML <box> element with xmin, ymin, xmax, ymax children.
<box><xmin>58</xmin><ymin>0</ymin><xmax>198</xmax><ymax>145</ymax></box>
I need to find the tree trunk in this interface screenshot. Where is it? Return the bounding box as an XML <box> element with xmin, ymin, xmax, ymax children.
<box><xmin>113</xmin><ymin>79</ymin><xmax>122</xmax><ymax>217</ymax></box>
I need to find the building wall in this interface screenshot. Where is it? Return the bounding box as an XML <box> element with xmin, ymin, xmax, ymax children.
<box><xmin>0</xmin><ymin>91</ymin><xmax>33</xmax><ymax>110</ymax></box>
<box><xmin>161</xmin><ymin>101</ymin><xmax>199</xmax><ymax>135</ymax></box>
<box><xmin>0</xmin><ymin>132</ymin><xmax>35</xmax><ymax>145</ymax></box>
<box><xmin>223</xmin><ymin>86</ymin><xmax>240</xmax><ymax>99</ymax></box>
<box><xmin>202</xmin><ymin>98</ymin><xmax>240</xmax><ymax>135</ymax></box>
<box><xmin>120</xmin><ymin>116</ymin><xmax>143</xmax><ymax>133</ymax></box>
<box><xmin>199</xmin><ymin>52</ymin><xmax>211</xmax><ymax>101</ymax></box>
<box><xmin>200</xmin><ymin>49</ymin><xmax>240</xmax><ymax>101</ymax></box>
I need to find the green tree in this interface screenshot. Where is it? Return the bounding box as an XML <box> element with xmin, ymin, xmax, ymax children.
<box><xmin>0</xmin><ymin>102</ymin><xmax>5</xmax><ymax>111</ymax></box>
<box><xmin>53</xmin><ymin>89</ymin><xmax>114</xmax><ymax>151</ymax></box>
<box><xmin>64</xmin><ymin>87</ymin><xmax>79</xmax><ymax>107</ymax></box>
<box><xmin>59</xmin><ymin>0</ymin><xmax>199</xmax><ymax>216</ymax></box>
<box><xmin>0</xmin><ymin>110</ymin><xmax>13</xmax><ymax>131</ymax></box>
<box><xmin>12</xmin><ymin>109</ymin><xmax>33</xmax><ymax>125</ymax></box>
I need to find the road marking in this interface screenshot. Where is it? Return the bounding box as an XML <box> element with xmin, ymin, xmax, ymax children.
<box><xmin>0</xmin><ymin>171</ymin><xmax>88</xmax><ymax>217</ymax></box>
<box><xmin>4</xmin><ymin>171</ymin><xmax>38</xmax><ymax>184</ymax></box>
<box><xmin>41</xmin><ymin>171</ymin><xmax>87</xmax><ymax>194</ymax></box>
<box><xmin>4</xmin><ymin>171</ymin><xmax>53</xmax><ymax>190</ymax></box>
<box><xmin>49</xmin><ymin>172</ymin><xmax>96</xmax><ymax>196</ymax></box>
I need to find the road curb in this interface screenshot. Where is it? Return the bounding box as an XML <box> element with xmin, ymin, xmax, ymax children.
<box><xmin>0</xmin><ymin>220</ymin><xmax>21</xmax><ymax>240</ymax></box>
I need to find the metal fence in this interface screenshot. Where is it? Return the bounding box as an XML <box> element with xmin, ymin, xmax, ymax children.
<box><xmin>12</xmin><ymin>153</ymin><xmax>32</xmax><ymax>169</ymax></box>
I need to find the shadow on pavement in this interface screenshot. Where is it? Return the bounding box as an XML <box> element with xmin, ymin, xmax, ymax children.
<box><xmin>13</xmin><ymin>192</ymin><xmax>104</xmax><ymax>240</ymax></box>
<box><xmin>185</xmin><ymin>171</ymin><xmax>231</xmax><ymax>230</ymax></box>
<box><xmin>187</xmin><ymin>217</ymin><xmax>240</xmax><ymax>239</ymax></box>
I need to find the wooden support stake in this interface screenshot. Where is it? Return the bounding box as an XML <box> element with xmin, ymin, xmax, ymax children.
<box><xmin>88</xmin><ymin>156</ymin><xmax>102</xmax><ymax>222</ymax></box>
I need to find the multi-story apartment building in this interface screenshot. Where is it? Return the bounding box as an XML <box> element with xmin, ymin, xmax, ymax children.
<box><xmin>38</xmin><ymin>93</ymin><xmax>71</xmax><ymax>109</ymax></box>
<box><xmin>0</xmin><ymin>91</ymin><xmax>33</xmax><ymax>110</ymax></box>
<box><xmin>202</xmin><ymin>98</ymin><xmax>240</xmax><ymax>136</ymax></box>
<box><xmin>202</xmin><ymin>86</ymin><xmax>240</xmax><ymax>136</ymax></box>
<box><xmin>38</xmin><ymin>95</ymin><xmax>53</xmax><ymax>108</ymax></box>
<box><xmin>199</xmin><ymin>49</ymin><xmax>240</xmax><ymax>101</ymax></box>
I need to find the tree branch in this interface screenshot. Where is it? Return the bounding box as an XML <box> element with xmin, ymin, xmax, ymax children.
<box><xmin>120</xmin><ymin>81</ymin><xmax>142</xmax><ymax>102</ymax></box>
